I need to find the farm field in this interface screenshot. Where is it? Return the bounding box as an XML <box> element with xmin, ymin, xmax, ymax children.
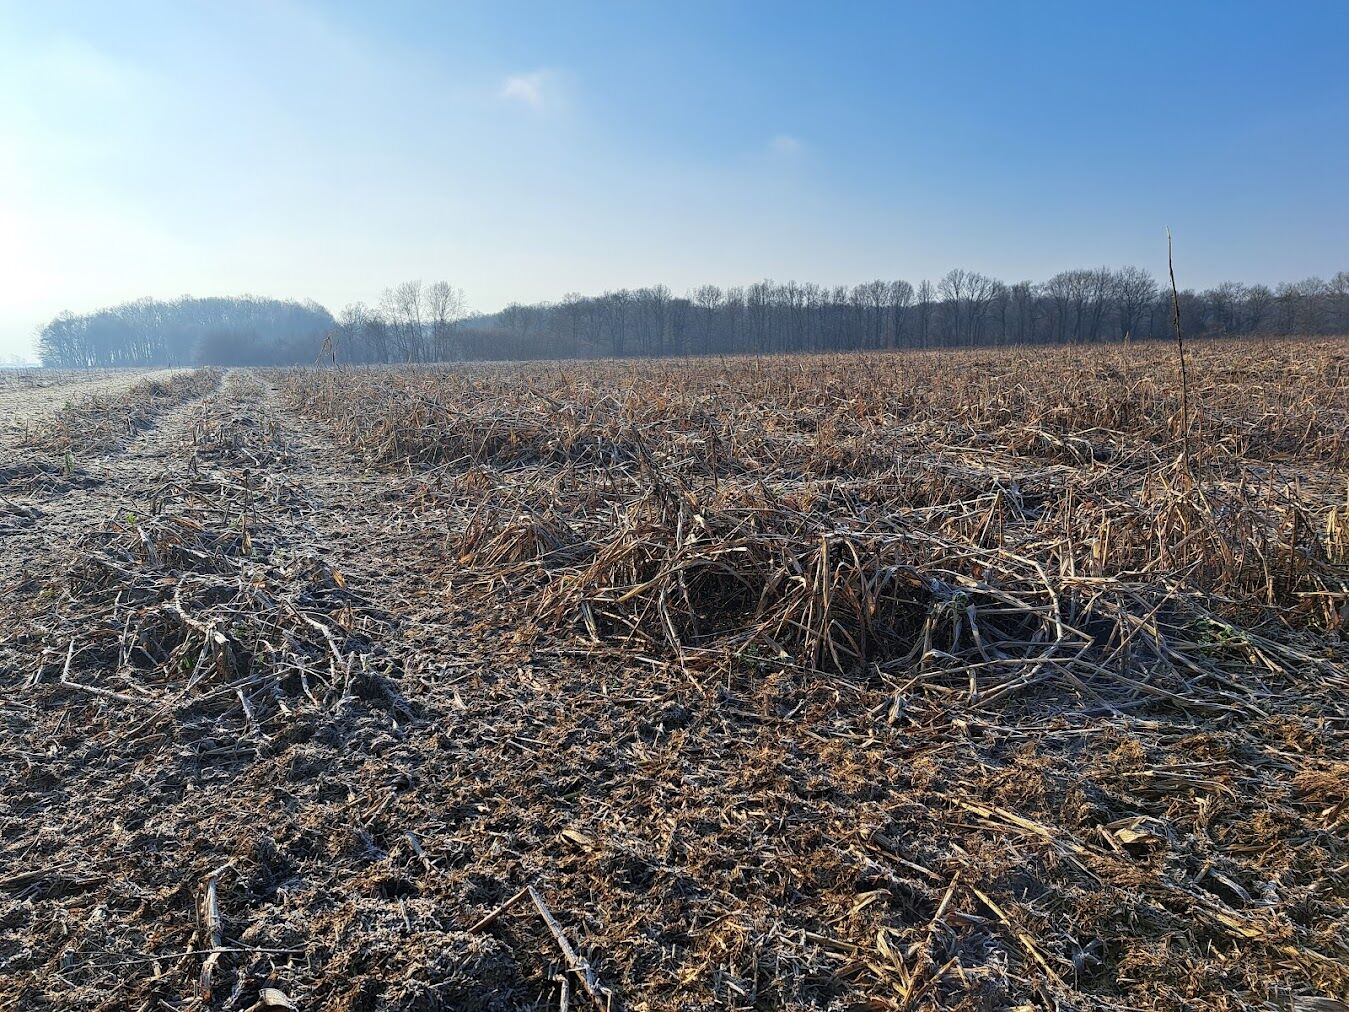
<box><xmin>0</xmin><ymin>369</ymin><xmax>193</xmax><ymax>444</ymax></box>
<box><xmin>1</xmin><ymin>337</ymin><xmax>1347</xmax><ymax>1010</ymax></box>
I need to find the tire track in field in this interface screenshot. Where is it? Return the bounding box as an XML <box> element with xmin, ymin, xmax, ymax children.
<box><xmin>0</xmin><ymin>368</ymin><xmax>479</xmax><ymax>1007</ymax></box>
<box><xmin>5</xmin><ymin>368</ymin><xmax>642</xmax><ymax>1007</ymax></box>
<box><xmin>1</xmin><ymin>358</ymin><xmax>427</xmax><ymax>717</ymax></box>
<box><xmin>251</xmin><ymin>372</ymin><xmax>457</xmax><ymax>618</ymax></box>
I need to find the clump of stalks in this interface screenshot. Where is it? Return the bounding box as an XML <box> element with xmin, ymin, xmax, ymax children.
<box><xmin>276</xmin><ymin>334</ymin><xmax>1349</xmax><ymax>674</ymax></box>
<box><xmin>48</xmin><ymin>474</ymin><xmax>407</xmax><ymax>725</ymax></box>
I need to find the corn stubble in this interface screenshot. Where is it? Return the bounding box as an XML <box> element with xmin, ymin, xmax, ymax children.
<box><xmin>1</xmin><ymin>340</ymin><xmax>1346</xmax><ymax>1011</ymax></box>
<box><xmin>279</xmin><ymin>338</ymin><xmax>1349</xmax><ymax>1008</ymax></box>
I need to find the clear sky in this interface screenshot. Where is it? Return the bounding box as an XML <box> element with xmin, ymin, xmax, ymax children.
<box><xmin>2</xmin><ymin>0</ymin><xmax>1346</xmax><ymax>359</ymax></box>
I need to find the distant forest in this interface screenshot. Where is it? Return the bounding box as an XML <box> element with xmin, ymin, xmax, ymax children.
<box><xmin>37</xmin><ymin>296</ymin><xmax>334</xmax><ymax>368</ymax></box>
<box><xmin>453</xmin><ymin>269</ymin><xmax>1349</xmax><ymax>361</ymax></box>
<box><xmin>37</xmin><ymin>268</ymin><xmax>1349</xmax><ymax>367</ymax></box>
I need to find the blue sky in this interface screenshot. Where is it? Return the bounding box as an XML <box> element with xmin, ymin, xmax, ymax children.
<box><xmin>1</xmin><ymin>0</ymin><xmax>1346</xmax><ymax>357</ymax></box>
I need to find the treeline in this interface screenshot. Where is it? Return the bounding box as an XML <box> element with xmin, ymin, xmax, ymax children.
<box><xmin>38</xmin><ymin>296</ymin><xmax>334</xmax><ymax>368</ymax></box>
<box><xmin>37</xmin><ymin>268</ymin><xmax>1349</xmax><ymax>367</ymax></box>
<box><xmin>452</xmin><ymin>268</ymin><xmax>1349</xmax><ymax>361</ymax></box>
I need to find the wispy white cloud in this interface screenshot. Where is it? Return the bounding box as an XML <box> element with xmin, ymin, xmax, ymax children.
<box><xmin>770</xmin><ymin>134</ymin><xmax>804</xmax><ymax>155</ymax></box>
<box><xmin>500</xmin><ymin>68</ymin><xmax>567</xmax><ymax>111</ymax></box>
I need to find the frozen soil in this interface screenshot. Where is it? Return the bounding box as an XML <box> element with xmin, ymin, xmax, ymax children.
<box><xmin>0</xmin><ymin>360</ymin><xmax>1345</xmax><ymax>1011</ymax></box>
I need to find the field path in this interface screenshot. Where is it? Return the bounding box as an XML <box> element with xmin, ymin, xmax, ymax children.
<box><xmin>0</xmin><ymin>368</ymin><xmax>503</xmax><ymax>1007</ymax></box>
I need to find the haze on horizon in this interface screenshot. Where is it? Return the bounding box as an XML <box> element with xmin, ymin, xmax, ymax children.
<box><xmin>1</xmin><ymin>0</ymin><xmax>1346</xmax><ymax>361</ymax></box>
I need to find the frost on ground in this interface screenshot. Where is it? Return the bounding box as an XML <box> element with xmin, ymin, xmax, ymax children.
<box><xmin>0</xmin><ymin>343</ymin><xmax>1346</xmax><ymax>1011</ymax></box>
